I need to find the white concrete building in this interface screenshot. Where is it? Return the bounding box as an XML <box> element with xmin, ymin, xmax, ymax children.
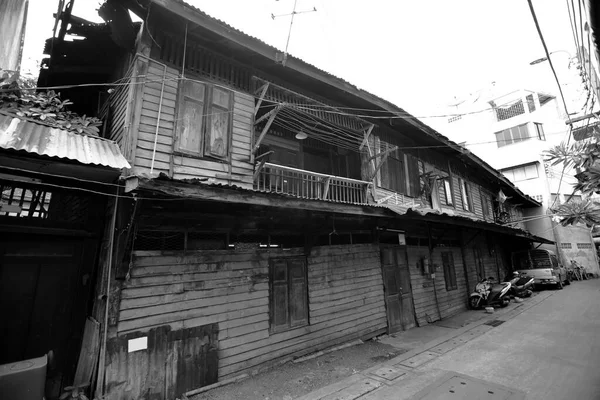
<box><xmin>438</xmin><ymin>85</ymin><xmax>599</xmax><ymax>277</ymax></box>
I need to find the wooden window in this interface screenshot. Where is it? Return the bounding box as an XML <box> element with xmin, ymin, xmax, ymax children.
<box><xmin>405</xmin><ymin>154</ymin><xmax>420</xmax><ymax>197</ymax></box>
<box><xmin>384</xmin><ymin>152</ymin><xmax>406</xmax><ymax>194</ymax></box>
<box><xmin>460</xmin><ymin>179</ymin><xmax>473</xmax><ymax>211</ymax></box>
<box><xmin>175</xmin><ymin>80</ymin><xmax>232</xmax><ymax>160</ymax></box>
<box><xmin>441</xmin><ymin>251</ymin><xmax>457</xmax><ymax>291</ymax></box>
<box><xmin>473</xmin><ymin>248</ymin><xmax>485</xmax><ymax>280</ymax></box>
<box><xmin>442</xmin><ymin>178</ymin><xmax>453</xmax><ymax>206</ymax></box>
<box><xmin>270</xmin><ymin>257</ymin><xmax>308</xmax><ymax>332</ymax></box>
<box><xmin>481</xmin><ymin>193</ymin><xmax>490</xmax><ymax>219</ymax></box>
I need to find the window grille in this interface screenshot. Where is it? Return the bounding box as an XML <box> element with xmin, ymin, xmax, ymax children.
<box><xmin>577</xmin><ymin>243</ymin><xmax>593</xmax><ymax>249</ymax></box>
<box><xmin>560</xmin><ymin>243</ymin><xmax>572</xmax><ymax>249</ymax></box>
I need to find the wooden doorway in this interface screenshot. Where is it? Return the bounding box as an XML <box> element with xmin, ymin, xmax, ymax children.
<box><xmin>0</xmin><ymin>234</ymin><xmax>95</xmax><ymax>397</ymax></box>
<box><xmin>381</xmin><ymin>247</ymin><xmax>416</xmax><ymax>333</ymax></box>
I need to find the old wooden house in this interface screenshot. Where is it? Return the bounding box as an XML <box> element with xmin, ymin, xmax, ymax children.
<box><xmin>30</xmin><ymin>1</ymin><xmax>553</xmax><ymax>399</ymax></box>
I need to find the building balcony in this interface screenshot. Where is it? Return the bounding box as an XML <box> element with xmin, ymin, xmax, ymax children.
<box><xmin>254</xmin><ymin>162</ymin><xmax>372</xmax><ymax>205</ymax></box>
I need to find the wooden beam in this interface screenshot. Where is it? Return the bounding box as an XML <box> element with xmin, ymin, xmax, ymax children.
<box><xmin>322</xmin><ymin>177</ymin><xmax>331</xmax><ymax>199</ymax></box>
<box><xmin>370</xmin><ymin>151</ymin><xmax>390</xmax><ymax>181</ymax></box>
<box><xmin>253</xmin><ymin>106</ymin><xmax>281</xmax><ymax>154</ymax></box>
<box><xmin>254</xmin><ymin>82</ymin><xmax>270</xmax><ymax>116</ymax></box>
<box><xmin>254</xmin><ymin>104</ymin><xmax>281</xmax><ymax>126</ymax></box>
<box><xmin>367</xmin><ymin>145</ymin><xmax>398</xmax><ymax>162</ymax></box>
<box><xmin>253</xmin><ymin>159</ymin><xmax>267</xmax><ymax>181</ymax></box>
<box><xmin>358</xmin><ymin>125</ymin><xmax>374</xmax><ymax>151</ymax></box>
<box><xmin>137</xmin><ymin>178</ymin><xmax>394</xmax><ymax>218</ymax></box>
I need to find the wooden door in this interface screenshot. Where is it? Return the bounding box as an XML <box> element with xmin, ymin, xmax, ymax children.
<box><xmin>0</xmin><ymin>238</ymin><xmax>84</xmax><ymax>381</ymax></box>
<box><xmin>381</xmin><ymin>247</ymin><xmax>416</xmax><ymax>333</ymax></box>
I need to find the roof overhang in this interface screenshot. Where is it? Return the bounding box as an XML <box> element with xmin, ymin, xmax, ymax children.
<box><xmin>384</xmin><ymin>204</ymin><xmax>554</xmax><ymax>244</ymax></box>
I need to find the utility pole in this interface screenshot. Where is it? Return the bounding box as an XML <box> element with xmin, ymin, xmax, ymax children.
<box><xmin>271</xmin><ymin>0</ymin><xmax>317</xmax><ymax>66</ymax></box>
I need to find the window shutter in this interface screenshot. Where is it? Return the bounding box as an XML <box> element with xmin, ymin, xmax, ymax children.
<box><xmin>205</xmin><ymin>87</ymin><xmax>231</xmax><ymax>159</ymax></box>
<box><xmin>271</xmin><ymin>259</ymin><xmax>289</xmax><ymax>330</ymax></box>
<box><xmin>288</xmin><ymin>259</ymin><xmax>308</xmax><ymax>326</ymax></box>
<box><xmin>176</xmin><ymin>81</ymin><xmax>206</xmax><ymax>154</ymax></box>
<box><xmin>442</xmin><ymin>251</ymin><xmax>457</xmax><ymax>290</ymax></box>
<box><xmin>405</xmin><ymin>154</ymin><xmax>420</xmax><ymax>197</ymax></box>
<box><xmin>481</xmin><ymin>194</ymin><xmax>489</xmax><ymax>219</ymax></box>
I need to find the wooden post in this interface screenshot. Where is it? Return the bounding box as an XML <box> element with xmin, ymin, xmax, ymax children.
<box><xmin>254</xmin><ymin>82</ymin><xmax>270</xmax><ymax>116</ymax></box>
<box><xmin>322</xmin><ymin>177</ymin><xmax>331</xmax><ymax>200</ymax></box>
<box><xmin>253</xmin><ymin>106</ymin><xmax>281</xmax><ymax>154</ymax></box>
<box><xmin>253</xmin><ymin>159</ymin><xmax>267</xmax><ymax>182</ymax></box>
<box><xmin>459</xmin><ymin>229</ymin><xmax>471</xmax><ymax>295</ymax></box>
<box><xmin>359</xmin><ymin>124</ymin><xmax>374</xmax><ymax>151</ymax></box>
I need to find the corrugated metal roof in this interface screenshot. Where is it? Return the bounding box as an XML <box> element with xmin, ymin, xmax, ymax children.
<box><xmin>0</xmin><ymin>114</ymin><xmax>131</xmax><ymax>169</ymax></box>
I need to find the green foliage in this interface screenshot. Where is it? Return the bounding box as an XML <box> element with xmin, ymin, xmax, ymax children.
<box><xmin>0</xmin><ymin>70</ymin><xmax>102</xmax><ymax>136</ymax></box>
<box><xmin>544</xmin><ymin>130</ymin><xmax>600</xmax><ymax>227</ymax></box>
<box><xmin>552</xmin><ymin>199</ymin><xmax>600</xmax><ymax>227</ymax></box>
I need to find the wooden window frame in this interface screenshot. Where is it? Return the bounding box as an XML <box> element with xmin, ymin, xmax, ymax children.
<box><xmin>442</xmin><ymin>178</ymin><xmax>454</xmax><ymax>206</ymax></box>
<box><xmin>441</xmin><ymin>251</ymin><xmax>457</xmax><ymax>291</ymax></box>
<box><xmin>460</xmin><ymin>179</ymin><xmax>473</xmax><ymax>212</ymax></box>
<box><xmin>269</xmin><ymin>257</ymin><xmax>309</xmax><ymax>333</ymax></box>
<box><xmin>174</xmin><ymin>79</ymin><xmax>233</xmax><ymax>162</ymax></box>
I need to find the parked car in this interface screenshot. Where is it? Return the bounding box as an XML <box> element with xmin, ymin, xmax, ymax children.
<box><xmin>511</xmin><ymin>249</ymin><xmax>570</xmax><ymax>289</ymax></box>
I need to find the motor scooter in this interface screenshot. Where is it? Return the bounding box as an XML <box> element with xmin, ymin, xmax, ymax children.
<box><xmin>504</xmin><ymin>272</ymin><xmax>534</xmax><ymax>298</ymax></box>
<box><xmin>468</xmin><ymin>276</ymin><xmax>511</xmax><ymax>309</ymax></box>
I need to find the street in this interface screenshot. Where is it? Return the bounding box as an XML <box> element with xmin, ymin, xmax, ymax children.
<box><xmin>360</xmin><ymin>280</ymin><xmax>600</xmax><ymax>400</ymax></box>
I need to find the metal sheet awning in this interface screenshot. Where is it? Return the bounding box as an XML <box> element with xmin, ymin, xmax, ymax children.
<box><xmin>383</xmin><ymin>203</ymin><xmax>555</xmax><ymax>245</ymax></box>
<box><xmin>0</xmin><ymin>114</ymin><xmax>130</xmax><ymax>169</ymax></box>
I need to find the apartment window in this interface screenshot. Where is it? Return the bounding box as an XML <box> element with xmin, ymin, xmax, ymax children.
<box><xmin>473</xmin><ymin>248</ymin><xmax>485</xmax><ymax>280</ymax></box>
<box><xmin>526</xmin><ymin>94</ymin><xmax>536</xmax><ymax>113</ymax></box>
<box><xmin>270</xmin><ymin>257</ymin><xmax>308</xmax><ymax>332</ymax></box>
<box><xmin>442</xmin><ymin>251</ymin><xmax>457</xmax><ymax>290</ymax></box>
<box><xmin>577</xmin><ymin>243</ymin><xmax>593</xmax><ymax>249</ymax></box>
<box><xmin>500</xmin><ymin>163</ymin><xmax>539</xmax><ymax>182</ymax></box>
<box><xmin>495</xmin><ymin>124</ymin><xmax>531</xmax><ymax>147</ymax></box>
<box><xmin>175</xmin><ymin>80</ymin><xmax>232</xmax><ymax>160</ymax></box>
<box><xmin>495</xmin><ymin>99</ymin><xmax>525</xmax><ymax>121</ymax></box>
<box><xmin>460</xmin><ymin>179</ymin><xmax>473</xmax><ymax>211</ymax></box>
<box><xmin>442</xmin><ymin>178</ymin><xmax>453</xmax><ymax>206</ymax></box>
<box><xmin>534</xmin><ymin>123</ymin><xmax>546</xmax><ymax>140</ymax></box>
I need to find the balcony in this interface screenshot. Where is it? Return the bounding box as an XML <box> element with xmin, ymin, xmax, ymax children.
<box><xmin>254</xmin><ymin>163</ymin><xmax>372</xmax><ymax>205</ymax></box>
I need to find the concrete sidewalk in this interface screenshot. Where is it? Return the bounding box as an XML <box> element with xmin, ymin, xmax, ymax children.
<box><xmin>297</xmin><ymin>291</ymin><xmax>555</xmax><ymax>400</ymax></box>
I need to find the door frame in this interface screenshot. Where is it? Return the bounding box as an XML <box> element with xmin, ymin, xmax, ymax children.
<box><xmin>380</xmin><ymin>244</ymin><xmax>417</xmax><ymax>332</ymax></box>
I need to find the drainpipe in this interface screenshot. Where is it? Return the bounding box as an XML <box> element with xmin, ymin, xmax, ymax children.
<box><xmin>97</xmin><ymin>191</ymin><xmax>119</xmax><ymax>397</ymax></box>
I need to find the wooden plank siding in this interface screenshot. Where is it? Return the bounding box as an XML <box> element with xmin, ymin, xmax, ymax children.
<box><xmin>132</xmin><ymin>59</ymin><xmax>255</xmax><ymax>188</ymax></box>
<box><xmin>406</xmin><ymin>245</ymin><xmax>468</xmax><ymax>326</ymax></box>
<box><xmin>112</xmin><ymin>244</ymin><xmax>386</xmax><ymax>382</ymax></box>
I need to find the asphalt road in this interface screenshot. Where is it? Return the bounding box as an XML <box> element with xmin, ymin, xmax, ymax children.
<box><xmin>413</xmin><ymin>280</ymin><xmax>600</xmax><ymax>400</ymax></box>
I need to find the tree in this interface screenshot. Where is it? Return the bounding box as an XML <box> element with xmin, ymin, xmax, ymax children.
<box><xmin>545</xmin><ymin>129</ymin><xmax>600</xmax><ymax>227</ymax></box>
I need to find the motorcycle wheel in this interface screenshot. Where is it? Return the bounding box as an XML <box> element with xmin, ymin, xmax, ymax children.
<box><xmin>468</xmin><ymin>296</ymin><xmax>482</xmax><ymax>310</ymax></box>
<box><xmin>500</xmin><ymin>297</ymin><xmax>509</xmax><ymax>308</ymax></box>
<box><xmin>556</xmin><ymin>280</ymin><xmax>564</xmax><ymax>290</ymax></box>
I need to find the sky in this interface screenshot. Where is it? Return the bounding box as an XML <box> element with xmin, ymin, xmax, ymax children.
<box><xmin>21</xmin><ymin>0</ymin><xmax>579</xmax><ymax>121</ymax></box>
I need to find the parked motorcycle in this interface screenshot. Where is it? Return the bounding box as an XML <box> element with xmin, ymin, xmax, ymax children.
<box><xmin>504</xmin><ymin>271</ymin><xmax>534</xmax><ymax>298</ymax></box>
<box><xmin>468</xmin><ymin>277</ymin><xmax>511</xmax><ymax>309</ymax></box>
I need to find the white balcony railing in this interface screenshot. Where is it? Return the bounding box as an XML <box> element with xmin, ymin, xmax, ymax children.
<box><xmin>254</xmin><ymin>163</ymin><xmax>371</xmax><ymax>205</ymax></box>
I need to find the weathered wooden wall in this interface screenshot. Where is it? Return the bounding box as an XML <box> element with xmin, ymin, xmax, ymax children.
<box><xmin>128</xmin><ymin>58</ymin><xmax>255</xmax><ymax>187</ymax></box>
<box><xmin>406</xmin><ymin>245</ymin><xmax>468</xmax><ymax>326</ymax></box>
<box><xmin>105</xmin><ymin>244</ymin><xmax>386</xmax><ymax>396</ymax></box>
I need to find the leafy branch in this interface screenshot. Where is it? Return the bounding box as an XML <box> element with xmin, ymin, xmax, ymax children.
<box><xmin>0</xmin><ymin>71</ymin><xmax>102</xmax><ymax>136</ymax></box>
